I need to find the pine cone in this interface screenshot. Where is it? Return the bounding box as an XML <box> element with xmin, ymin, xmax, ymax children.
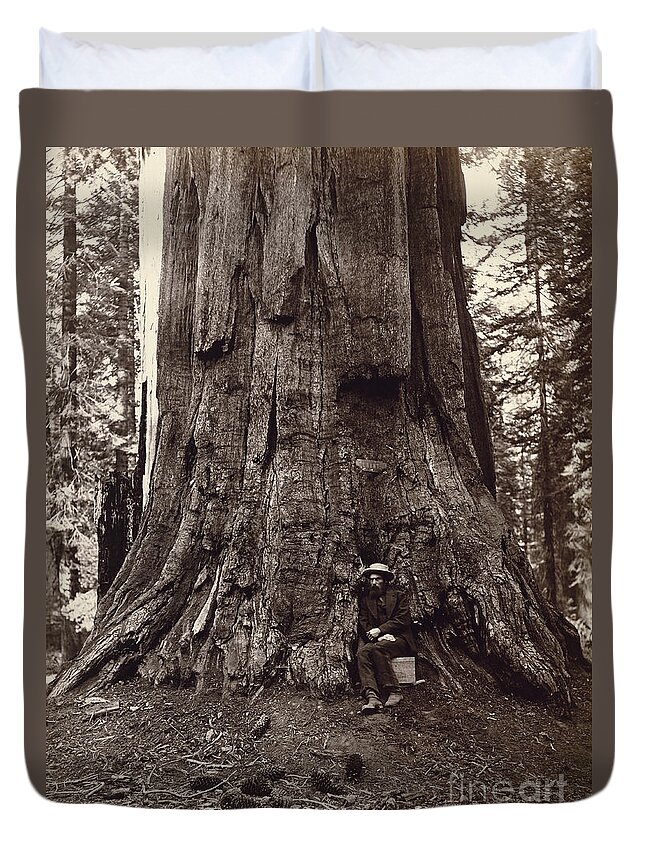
<box><xmin>240</xmin><ymin>774</ymin><xmax>273</xmax><ymax>797</ymax></box>
<box><xmin>310</xmin><ymin>769</ymin><xmax>344</xmax><ymax>795</ymax></box>
<box><xmin>269</xmin><ymin>795</ymin><xmax>293</xmax><ymax>809</ymax></box>
<box><xmin>260</xmin><ymin>764</ymin><xmax>287</xmax><ymax>781</ymax></box>
<box><xmin>190</xmin><ymin>774</ymin><xmax>221</xmax><ymax>791</ymax></box>
<box><xmin>102</xmin><ymin>787</ymin><xmax>129</xmax><ymax>800</ymax></box>
<box><xmin>345</xmin><ymin>753</ymin><xmax>364</xmax><ymax>782</ymax></box>
<box><xmin>250</xmin><ymin>714</ymin><xmax>271</xmax><ymax>738</ymax></box>
<box><xmin>220</xmin><ymin>789</ymin><xmax>262</xmax><ymax>809</ymax></box>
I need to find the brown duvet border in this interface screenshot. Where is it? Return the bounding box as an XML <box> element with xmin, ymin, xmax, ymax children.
<box><xmin>18</xmin><ymin>89</ymin><xmax>615</xmax><ymax>797</ymax></box>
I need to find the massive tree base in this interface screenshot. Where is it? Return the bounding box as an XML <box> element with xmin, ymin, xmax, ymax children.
<box><xmin>50</xmin><ymin>147</ymin><xmax>582</xmax><ymax>707</ymax></box>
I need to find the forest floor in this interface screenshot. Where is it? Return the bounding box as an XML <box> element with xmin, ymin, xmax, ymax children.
<box><xmin>45</xmin><ymin>666</ymin><xmax>592</xmax><ymax>810</ymax></box>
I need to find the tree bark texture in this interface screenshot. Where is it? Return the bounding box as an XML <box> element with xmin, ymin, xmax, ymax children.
<box><xmin>50</xmin><ymin>147</ymin><xmax>579</xmax><ymax>705</ymax></box>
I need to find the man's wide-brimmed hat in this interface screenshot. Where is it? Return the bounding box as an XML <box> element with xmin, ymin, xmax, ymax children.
<box><xmin>360</xmin><ymin>563</ymin><xmax>395</xmax><ymax>581</ymax></box>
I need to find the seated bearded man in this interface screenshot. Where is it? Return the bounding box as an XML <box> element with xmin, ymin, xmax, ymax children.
<box><xmin>356</xmin><ymin>563</ymin><xmax>416</xmax><ymax>714</ymax></box>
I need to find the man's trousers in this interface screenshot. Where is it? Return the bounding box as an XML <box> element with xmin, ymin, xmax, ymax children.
<box><xmin>357</xmin><ymin>637</ymin><xmax>411</xmax><ymax>697</ymax></box>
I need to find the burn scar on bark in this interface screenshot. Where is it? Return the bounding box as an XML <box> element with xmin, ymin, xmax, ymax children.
<box><xmin>264</xmin><ymin>357</ymin><xmax>279</xmax><ymax>466</ymax></box>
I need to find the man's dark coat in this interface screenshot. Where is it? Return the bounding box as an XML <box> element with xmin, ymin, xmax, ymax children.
<box><xmin>358</xmin><ymin>586</ymin><xmax>416</xmax><ymax>653</ymax></box>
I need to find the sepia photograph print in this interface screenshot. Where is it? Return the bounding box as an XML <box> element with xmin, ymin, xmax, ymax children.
<box><xmin>45</xmin><ymin>146</ymin><xmax>592</xmax><ymax>808</ymax></box>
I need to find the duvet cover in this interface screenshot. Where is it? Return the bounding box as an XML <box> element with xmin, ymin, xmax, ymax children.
<box><xmin>18</xmin><ymin>89</ymin><xmax>615</xmax><ymax>807</ymax></box>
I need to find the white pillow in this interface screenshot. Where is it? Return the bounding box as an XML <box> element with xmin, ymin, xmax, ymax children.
<box><xmin>321</xmin><ymin>30</ymin><xmax>600</xmax><ymax>90</ymax></box>
<box><xmin>40</xmin><ymin>29</ymin><xmax>316</xmax><ymax>90</ymax></box>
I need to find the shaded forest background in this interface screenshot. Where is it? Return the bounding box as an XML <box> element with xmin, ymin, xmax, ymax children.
<box><xmin>45</xmin><ymin>146</ymin><xmax>592</xmax><ymax>673</ymax></box>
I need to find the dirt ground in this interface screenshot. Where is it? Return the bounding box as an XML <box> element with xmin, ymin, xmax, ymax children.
<box><xmin>46</xmin><ymin>666</ymin><xmax>592</xmax><ymax>809</ymax></box>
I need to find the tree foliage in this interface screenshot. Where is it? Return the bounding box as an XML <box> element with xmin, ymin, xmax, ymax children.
<box><xmin>461</xmin><ymin>147</ymin><xmax>592</xmax><ymax>655</ymax></box>
<box><xmin>46</xmin><ymin>147</ymin><xmax>140</xmax><ymax>644</ymax></box>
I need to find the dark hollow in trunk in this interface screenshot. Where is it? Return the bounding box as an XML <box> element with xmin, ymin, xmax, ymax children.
<box><xmin>96</xmin><ymin>472</ymin><xmax>134</xmax><ymax>602</ymax></box>
<box><xmin>97</xmin><ymin>384</ymin><xmax>147</xmax><ymax>603</ymax></box>
<box><xmin>50</xmin><ymin>147</ymin><xmax>580</xmax><ymax>706</ymax></box>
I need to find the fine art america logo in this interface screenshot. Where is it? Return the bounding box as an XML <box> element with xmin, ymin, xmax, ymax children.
<box><xmin>448</xmin><ymin>773</ymin><xmax>567</xmax><ymax>804</ymax></box>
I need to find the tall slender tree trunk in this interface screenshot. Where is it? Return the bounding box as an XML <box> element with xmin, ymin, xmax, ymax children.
<box><xmin>131</xmin><ymin>379</ymin><xmax>147</xmax><ymax>539</ymax></box>
<box><xmin>61</xmin><ymin>149</ymin><xmax>78</xmax><ymax>482</ymax></box>
<box><xmin>97</xmin><ymin>149</ymin><xmax>138</xmax><ymax>596</ymax></box>
<box><xmin>51</xmin><ymin>147</ymin><xmax>580</xmax><ymax>706</ymax></box>
<box><xmin>551</xmin><ymin>228</ymin><xmax>574</xmax><ymax>610</ymax></box>
<box><xmin>47</xmin><ymin>528</ymin><xmax>84</xmax><ymax>663</ymax></box>
<box><xmin>524</xmin><ymin>151</ymin><xmax>558</xmax><ymax>609</ymax></box>
<box><xmin>115</xmin><ymin>148</ymin><xmax>136</xmax><ymax>472</ymax></box>
<box><xmin>55</xmin><ymin>150</ymin><xmax>82</xmax><ymax>661</ymax></box>
<box><xmin>46</xmin><ymin>528</ymin><xmax>63</xmax><ymax>665</ymax></box>
<box><xmin>138</xmin><ymin>147</ymin><xmax>165</xmax><ymax>506</ymax></box>
<box><xmin>520</xmin><ymin>445</ymin><xmax>530</xmax><ymax>552</ymax></box>
<box><xmin>535</xmin><ymin>266</ymin><xmax>558</xmax><ymax>607</ymax></box>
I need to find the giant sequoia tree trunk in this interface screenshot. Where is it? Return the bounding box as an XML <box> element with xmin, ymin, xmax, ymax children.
<box><xmin>50</xmin><ymin>147</ymin><xmax>579</xmax><ymax>705</ymax></box>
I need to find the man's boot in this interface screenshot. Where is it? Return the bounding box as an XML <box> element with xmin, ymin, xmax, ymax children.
<box><xmin>384</xmin><ymin>691</ymin><xmax>403</xmax><ymax>708</ymax></box>
<box><xmin>361</xmin><ymin>690</ymin><xmax>383</xmax><ymax>714</ymax></box>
